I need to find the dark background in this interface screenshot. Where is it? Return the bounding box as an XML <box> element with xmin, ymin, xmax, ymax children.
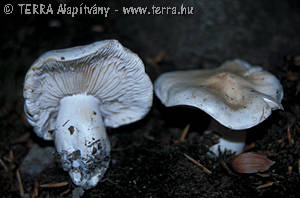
<box><xmin>1</xmin><ymin>0</ymin><xmax>300</xmax><ymax>197</ymax></box>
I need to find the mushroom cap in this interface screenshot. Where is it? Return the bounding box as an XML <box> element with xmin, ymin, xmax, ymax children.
<box><xmin>24</xmin><ymin>40</ymin><xmax>153</xmax><ymax>140</ymax></box>
<box><xmin>154</xmin><ymin>59</ymin><xmax>283</xmax><ymax>130</ymax></box>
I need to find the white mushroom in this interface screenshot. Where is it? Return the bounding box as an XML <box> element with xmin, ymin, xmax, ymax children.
<box><xmin>154</xmin><ymin>59</ymin><xmax>283</xmax><ymax>156</ymax></box>
<box><xmin>23</xmin><ymin>40</ymin><xmax>153</xmax><ymax>189</ymax></box>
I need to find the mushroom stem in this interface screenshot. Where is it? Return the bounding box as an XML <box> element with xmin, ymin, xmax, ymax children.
<box><xmin>55</xmin><ymin>94</ymin><xmax>110</xmax><ymax>189</ymax></box>
<box><xmin>207</xmin><ymin>119</ymin><xmax>246</xmax><ymax>157</ymax></box>
<box><xmin>208</xmin><ymin>131</ymin><xmax>246</xmax><ymax>156</ymax></box>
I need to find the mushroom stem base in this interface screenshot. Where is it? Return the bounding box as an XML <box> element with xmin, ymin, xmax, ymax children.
<box><xmin>209</xmin><ymin>132</ymin><xmax>246</xmax><ymax>156</ymax></box>
<box><xmin>205</xmin><ymin>119</ymin><xmax>246</xmax><ymax>157</ymax></box>
<box><xmin>206</xmin><ymin>130</ymin><xmax>246</xmax><ymax>157</ymax></box>
<box><xmin>54</xmin><ymin>94</ymin><xmax>110</xmax><ymax>189</ymax></box>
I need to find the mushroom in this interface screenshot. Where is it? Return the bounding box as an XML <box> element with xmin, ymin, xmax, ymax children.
<box><xmin>154</xmin><ymin>59</ymin><xmax>283</xmax><ymax>156</ymax></box>
<box><xmin>23</xmin><ymin>40</ymin><xmax>153</xmax><ymax>189</ymax></box>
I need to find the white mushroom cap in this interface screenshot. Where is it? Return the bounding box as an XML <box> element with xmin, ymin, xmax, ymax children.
<box><xmin>24</xmin><ymin>40</ymin><xmax>153</xmax><ymax>140</ymax></box>
<box><xmin>155</xmin><ymin>59</ymin><xmax>283</xmax><ymax>130</ymax></box>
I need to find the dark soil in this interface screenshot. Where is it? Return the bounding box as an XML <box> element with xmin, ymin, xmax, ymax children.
<box><xmin>1</xmin><ymin>1</ymin><xmax>300</xmax><ymax>197</ymax></box>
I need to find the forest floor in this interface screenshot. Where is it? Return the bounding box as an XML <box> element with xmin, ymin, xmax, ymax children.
<box><xmin>1</xmin><ymin>2</ymin><xmax>300</xmax><ymax>197</ymax></box>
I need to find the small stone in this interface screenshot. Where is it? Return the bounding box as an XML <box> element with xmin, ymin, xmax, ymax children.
<box><xmin>20</xmin><ymin>144</ymin><xmax>55</xmax><ymax>176</ymax></box>
<box><xmin>72</xmin><ymin>187</ymin><xmax>85</xmax><ymax>198</ymax></box>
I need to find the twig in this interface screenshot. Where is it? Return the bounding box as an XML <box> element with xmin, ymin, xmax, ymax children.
<box><xmin>40</xmin><ymin>181</ymin><xmax>69</xmax><ymax>188</ymax></box>
<box><xmin>179</xmin><ymin>124</ymin><xmax>190</xmax><ymax>142</ymax></box>
<box><xmin>16</xmin><ymin>169</ymin><xmax>24</xmax><ymax>197</ymax></box>
<box><xmin>184</xmin><ymin>153</ymin><xmax>212</xmax><ymax>174</ymax></box>
<box><xmin>256</xmin><ymin>173</ymin><xmax>271</xmax><ymax>177</ymax></box>
<box><xmin>256</xmin><ymin>181</ymin><xmax>274</xmax><ymax>189</ymax></box>
<box><xmin>9</xmin><ymin>150</ymin><xmax>14</xmax><ymax>191</ymax></box>
<box><xmin>103</xmin><ymin>178</ymin><xmax>123</xmax><ymax>190</ymax></box>
<box><xmin>296</xmin><ymin>82</ymin><xmax>300</xmax><ymax>95</ymax></box>
<box><xmin>9</xmin><ymin>150</ymin><xmax>14</xmax><ymax>161</ymax></box>
<box><xmin>298</xmin><ymin>159</ymin><xmax>300</xmax><ymax>174</ymax></box>
<box><xmin>0</xmin><ymin>158</ymin><xmax>8</xmax><ymax>172</ymax></box>
<box><xmin>143</xmin><ymin>133</ymin><xmax>155</xmax><ymax>141</ymax></box>
<box><xmin>23</xmin><ymin>112</ymin><xmax>30</xmax><ymax>127</ymax></box>
<box><xmin>243</xmin><ymin>143</ymin><xmax>255</xmax><ymax>152</ymax></box>
<box><xmin>293</xmin><ymin>55</ymin><xmax>300</xmax><ymax>66</ymax></box>
<box><xmin>12</xmin><ymin>132</ymin><xmax>31</xmax><ymax>144</ymax></box>
<box><xmin>32</xmin><ymin>181</ymin><xmax>39</xmax><ymax>198</ymax></box>
<box><xmin>219</xmin><ymin>160</ymin><xmax>232</xmax><ymax>174</ymax></box>
<box><xmin>174</xmin><ymin>124</ymin><xmax>191</xmax><ymax>144</ymax></box>
<box><xmin>287</xmin><ymin>127</ymin><xmax>294</xmax><ymax>145</ymax></box>
<box><xmin>288</xmin><ymin>166</ymin><xmax>293</xmax><ymax>175</ymax></box>
<box><xmin>59</xmin><ymin>188</ymin><xmax>71</xmax><ymax>197</ymax></box>
<box><xmin>277</xmin><ymin>138</ymin><xmax>284</xmax><ymax>144</ymax></box>
<box><xmin>146</xmin><ymin>51</ymin><xmax>165</xmax><ymax>65</ymax></box>
<box><xmin>286</xmin><ymin>55</ymin><xmax>300</xmax><ymax>66</ymax></box>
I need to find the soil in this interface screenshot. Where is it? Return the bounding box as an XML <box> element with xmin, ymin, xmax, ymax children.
<box><xmin>1</xmin><ymin>1</ymin><xmax>300</xmax><ymax>197</ymax></box>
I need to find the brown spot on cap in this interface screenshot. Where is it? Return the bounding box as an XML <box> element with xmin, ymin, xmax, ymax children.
<box><xmin>92</xmin><ymin>147</ymin><xmax>97</xmax><ymax>155</ymax></box>
<box><xmin>68</xmin><ymin>126</ymin><xmax>74</xmax><ymax>135</ymax></box>
<box><xmin>48</xmin><ymin>130</ymin><xmax>54</xmax><ymax>135</ymax></box>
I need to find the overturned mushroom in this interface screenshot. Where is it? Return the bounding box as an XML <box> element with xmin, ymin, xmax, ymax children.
<box><xmin>23</xmin><ymin>40</ymin><xmax>153</xmax><ymax>189</ymax></box>
<box><xmin>155</xmin><ymin>59</ymin><xmax>283</xmax><ymax>156</ymax></box>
